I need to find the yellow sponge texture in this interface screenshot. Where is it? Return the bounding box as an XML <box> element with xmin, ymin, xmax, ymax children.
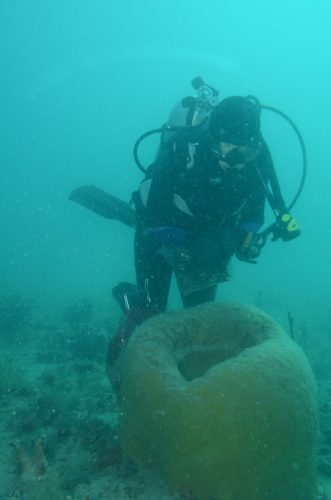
<box><xmin>119</xmin><ymin>303</ymin><xmax>318</xmax><ymax>500</ymax></box>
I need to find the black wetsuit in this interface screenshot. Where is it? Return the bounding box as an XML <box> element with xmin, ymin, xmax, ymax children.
<box><xmin>107</xmin><ymin>134</ymin><xmax>287</xmax><ymax>395</ymax></box>
<box><xmin>133</xmin><ymin>135</ymin><xmax>285</xmax><ymax>311</ymax></box>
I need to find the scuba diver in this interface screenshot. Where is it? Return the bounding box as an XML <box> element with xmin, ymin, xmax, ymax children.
<box><xmin>70</xmin><ymin>77</ymin><xmax>303</xmax><ymax>394</ymax></box>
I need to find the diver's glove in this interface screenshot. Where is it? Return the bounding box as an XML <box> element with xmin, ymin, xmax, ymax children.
<box><xmin>272</xmin><ymin>213</ymin><xmax>301</xmax><ymax>241</ymax></box>
<box><xmin>236</xmin><ymin>232</ymin><xmax>267</xmax><ymax>264</ymax></box>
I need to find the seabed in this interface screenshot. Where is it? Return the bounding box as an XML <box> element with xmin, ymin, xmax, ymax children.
<box><xmin>0</xmin><ymin>297</ymin><xmax>330</xmax><ymax>499</ymax></box>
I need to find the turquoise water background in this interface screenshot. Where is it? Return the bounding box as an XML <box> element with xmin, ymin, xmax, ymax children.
<box><xmin>1</xmin><ymin>0</ymin><xmax>330</xmax><ymax>326</ymax></box>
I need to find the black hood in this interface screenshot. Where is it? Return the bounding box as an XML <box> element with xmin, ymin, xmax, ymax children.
<box><xmin>209</xmin><ymin>96</ymin><xmax>261</xmax><ymax>146</ymax></box>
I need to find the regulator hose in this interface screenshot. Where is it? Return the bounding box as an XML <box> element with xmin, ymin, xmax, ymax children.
<box><xmin>260</xmin><ymin>104</ymin><xmax>307</xmax><ymax>212</ymax></box>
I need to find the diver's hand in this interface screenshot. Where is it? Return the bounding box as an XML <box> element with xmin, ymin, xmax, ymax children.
<box><xmin>272</xmin><ymin>213</ymin><xmax>301</xmax><ymax>241</ymax></box>
<box><xmin>236</xmin><ymin>232</ymin><xmax>266</xmax><ymax>264</ymax></box>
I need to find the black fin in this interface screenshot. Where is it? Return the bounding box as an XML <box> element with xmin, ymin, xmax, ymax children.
<box><xmin>69</xmin><ymin>185</ymin><xmax>136</xmax><ymax>228</ymax></box>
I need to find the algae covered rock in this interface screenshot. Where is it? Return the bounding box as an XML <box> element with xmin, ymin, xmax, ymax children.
<box><xmin>119</xmin><ymin>303</ymin><xmax>318</xmax><ymax>500</ymax></box>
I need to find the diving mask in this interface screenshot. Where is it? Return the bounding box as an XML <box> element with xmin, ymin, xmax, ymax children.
<box><xmin>212</xmin><ymin>141</ymin><xmax>261</xmax><ymax>168</ymax></box>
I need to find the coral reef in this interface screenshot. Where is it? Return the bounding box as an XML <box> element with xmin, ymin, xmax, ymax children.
<box><xmin>10</xmin><ymin>435</ymin><xmax>61</xmax><ymax>499</ymax></box>
<box><xmin>318</xmin><ymin>380</ymin><xmax>331</xmax><ymax>476</ymax></box>
<box><xmin>1</xmin><ymin>296</ymin><xmax>329</xmax><ymax>499</ymax></box>
<box><xmin>0</xmin><ymin>357</ymin><xmax>26</xmax><ymax>397</ymax></box>
<box><xmin>120</xmin><ymin>302</ymin><xmax>319</xmax><ymax>500</ymax></box>
<box><xmin>0</xmin><ymin>293</ymin><xmax>34</xmax><ymax>338</ymax></box>
<box><xmin>62</xmin><ymin>298</ymin><xmax>94</xmax><ymax>331</ymax></box>
<box><xmin>67</xmin><ymin>325</ymin><xmax>108</xmax><ymax>362</ymax></box>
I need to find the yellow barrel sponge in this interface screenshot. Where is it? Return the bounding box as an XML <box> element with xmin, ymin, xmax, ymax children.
<box><xmin>119</xmin><ymin>303</ymin><xmax>318</xmax><ymax>500</ymax></box>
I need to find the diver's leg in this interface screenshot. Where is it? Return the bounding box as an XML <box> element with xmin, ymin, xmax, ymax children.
<box><xmin>179</xmin><ymin>227</ymin><xmax>240</xmax><ymax>308</ymax></box>
<box><xmin>107</xmin><ymin>229</ymin><xmax>173</xmax><ymax>397</ymax></box>
<box><xmin>181</xmin><ymin>284</ymin><xmax>218</xmax><ymax>308</ymax></box>
<box><xmin>134</xmin><ymin>229</ymin><xmax>173</xmax><ymax>312</ymax></box>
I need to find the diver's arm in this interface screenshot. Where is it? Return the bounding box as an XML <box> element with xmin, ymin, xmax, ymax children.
<box><xmin>236</xmin><ymin>180</ymin><xmax>266</xmax><ymax>241</ymax></box>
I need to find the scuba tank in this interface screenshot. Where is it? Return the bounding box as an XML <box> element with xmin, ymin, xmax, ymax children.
<box><xmin>167</xmin><ymin>76</ymin><xmax>219</xmax><ymax>128</ymax></box>
<box><xmin>133</xmin><ymin>77</ymin><xmax>220</xmax><ymax>171</ymax></box>
<box><xmin>161</xmin><ymin>77</ymin><xmax>220</xmax><ymax>146</ymax></box>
